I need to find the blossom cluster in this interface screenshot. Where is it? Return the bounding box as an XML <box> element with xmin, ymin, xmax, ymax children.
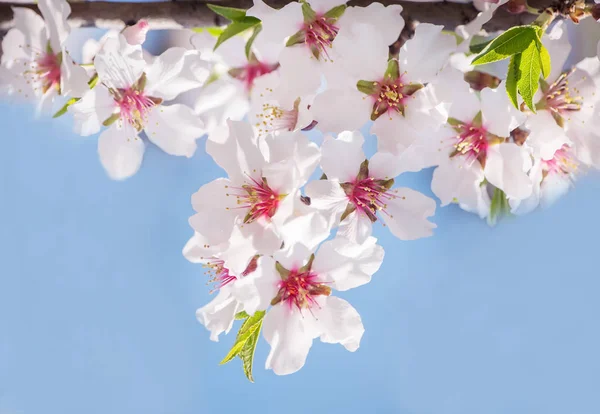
<box><xmin>1</xmin><ymin>0</ymin><xmax>599</xmax><ymax>379</ymax></box>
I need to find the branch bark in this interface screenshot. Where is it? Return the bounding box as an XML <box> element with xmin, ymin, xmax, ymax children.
<box><xmin>0</xmin><ymin>0</ymin><xmax>569</xmax><ymax>32</ymax></box>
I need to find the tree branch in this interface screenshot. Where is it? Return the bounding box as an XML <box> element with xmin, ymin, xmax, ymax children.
<box><xmin>0</xmin><ymin>0</ymin><xmax>572</xmax><ymax>33</ymax></box>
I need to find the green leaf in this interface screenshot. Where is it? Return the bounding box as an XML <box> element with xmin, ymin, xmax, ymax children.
<box><xmin>239</xmin><ymin>323</ymin><xmax>261</xmax><ymax>382</ymax></box>
<box><xmin>220</xmin><ymin>311</ymin><xmax>265</xmax><ymax>382</ymax></box>
<box><xmin>469</xmin><ymin>38</ymin><xmax>492</xmax><ymax>54</ymax></box>
<box><xmin>52</xmin><ymin>97</ymin><xmax>79</xmax><ymax>118</ymax></box>
<box><xmin>245</xmin><ymin>24</ymin><xmax>262</xmax><ymax>59</ymax></box>
<box><xmin>538</xmin><ymin>42</ymin><xmax>551</xmax><ymax>79</ymax></box>
<box><xmin>472</xmin><ymin>26</ymin><xmax>537</xmax><ymax>65</ymax></box>
<box><xmin>505</xmin><ymin>53</ymin><xmax>520</xmax><ymax>109</ymax></box>
<box><xmin>323</xmin><ymin>4</ymin><xmax>346</xmax><ymax>19</ymax></box>
<box><xmin>214</xmin><ymin>16</ymin><xmax>261</xmax><ymax>51</ymax></box>
<box><xmin>516</xmin><ymin>40</ymin><xmax>541</xmax><ymax>112</ymax></box>
<box><xmin>207</xmin><ymin>4</ymin><xmax>247</xmax><ymax>22</ymax></box>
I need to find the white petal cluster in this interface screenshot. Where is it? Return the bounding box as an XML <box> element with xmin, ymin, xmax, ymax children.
<box><xmin>1</xmin><ymin>0</ymin><xmax>599</xmax><ymax>378</ymax></box>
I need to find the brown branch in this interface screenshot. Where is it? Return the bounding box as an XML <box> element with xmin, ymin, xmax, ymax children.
<box><xmin>0</xmin><ymin>0</ymin><xmax>574</xmax><ymax>32</ymax></box>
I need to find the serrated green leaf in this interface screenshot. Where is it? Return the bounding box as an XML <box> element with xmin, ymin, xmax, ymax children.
<box><xmin>534</xmin><ymin>26</ymin><xmax>544</xmax><ymax>41</ymax></box>
<box><xmin>220</xmin><ymin>311</ymin><xmax>265</xmax><ymax>366</ymax></box>
<box><xmin>52</xmin><ymin>97</ymin><xmax>79</xmax><ymax>118</ymax></box>
<box><xmin>472</xmin><ymin>26</ymin><xmax>537</xmax><ymax>65</ymax></box>
<box><xmin>323</xmin><ymin>4</ymin><xmax>346</xmax><ymax>19</ymax></box>
<box><xmin>214</xmin><ymin>17</ymin><xmax>261</xmax><ymax>51</ymax></box>
<box><xmin>516</xmin><ymin>40</ymin><xmax>541</xmax><ymax>112</ymax></box>
<box><xmin>538</xmin><ymin>42</ymin><xmax>551</xmax><ymax>79</ymax></box>
<box><xmin>207</xmin><ymin>4</ymin><xmax>247</xmax><ymax>22</ymax></box>
<box><xmin>239</xmin><ymin>319</ymin><xmax>262</xmax><ymax>382</ymax></box>
<box><xmin>469</xmin><ymin>38</ymin><xmax>492</xmax><ymax>54</ymax></box>
<box><xmin>505</xmin><ymin>53</ymin><xmax>520</xmax><ymax>109</ymax></box>
<box><xmin>245</xmin><ymin>24</ymin><xmax>262</xmax><ymax>59</ymax></box>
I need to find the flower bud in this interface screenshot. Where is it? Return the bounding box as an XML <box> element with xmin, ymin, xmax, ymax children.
<box><xmin>122</xmin><ymin>20</ymin><xmax>149</xmax><ymax>45</ymax></box>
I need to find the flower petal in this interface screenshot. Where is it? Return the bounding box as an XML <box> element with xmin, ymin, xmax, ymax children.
<box><xmin>97</xmin><ymin>123</ymin><xmax>145</xmax><ymax>180</ymax></box>
<box><xmin>484</xmin><ymin>143</ymin><xmax>533</xmax><ymax>199</ymax></box>
<box><xmin>145</xmin><ymin>48</ymin><xmax>209</xmax><ymax>100</ymax></box>
<box><xmin>263</xmin><ymin>305</ymin><xmax>318</xmax><ymax>375</ymax></box>
<box><xmin>144</xmin><ymin>104</ymin><xmax>204</xmax><ymax>157</ymax></box>
<box><xmin>311</xmin><ymin>88</ymin><xmax>372</xmax><ymax>134</ymax></box>
<box><xmin>196</xmin><ymin>287</ymin><xmax>240</xmax><ymax>342</ymax></box>
<box><xmin>481</xmin><ymin>86</ymin><xmax>526</xmax><ymax>137</ymax></box>
<box><xmin>230</xmin><ymin>256</ymin><xmax>279</xmax><ymax>315</ymax></box>
<box><xmin>382</xmin><ymin>187</ymin><xmax>437</xmax><ymax>240</ymax></box>
<box><xmin>313</xmin><ymin>236</ymin><xmax>384</xmax><ymax>291</ymax></box>
<box><xmin>206</xmin><ymin>120</ymin><xmax>265</xmax><ymax>184</ymax></box>
<box><xmin>320</xmin><ymin>130</ymin><xmax>365</xmax><ymax>181</ymax></box>
<box><xmin>71</xmin><ymin>85</ymin><xmax>116</xmax><ymax>136</ymax></box>
<box><xmin>38</xmin><ymin>0</ymin><xmax>71</xmax><ymax>51</ymax></box>
<box><xmin>313</xmin><ymin>296</ymin><xmax>364</xmax><ymax>352</ymax></box>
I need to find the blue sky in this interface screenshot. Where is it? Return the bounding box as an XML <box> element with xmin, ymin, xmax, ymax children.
<box><xmin>1</xmin><ymin>99</ymin><xmax>600</xmax><ymax>414</ymax></box>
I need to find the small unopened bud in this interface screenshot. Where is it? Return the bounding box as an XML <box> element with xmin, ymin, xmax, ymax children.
<box><xmin>464</xmin><ymin>71</ymin><xmax>501</xmax><ymax>91</ymax></box>
<box><xmin>511</xmin><ymin>127</ymin><xmax>530</xmax><ymax>146</ymax></box>
<box><xmin>122</xmin><ymin>20</ymin><xmax>149</xmax><ymax>45</ymax></box>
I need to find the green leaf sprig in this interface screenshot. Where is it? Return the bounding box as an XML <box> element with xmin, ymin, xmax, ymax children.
<box><xmin>471</xmin><ymin>25</ymin><xmax>552</xmax><ymax>112</ymax></box>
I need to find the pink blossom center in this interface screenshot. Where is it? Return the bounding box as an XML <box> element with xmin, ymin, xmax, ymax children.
<box><xmin>204</xmin><ymin>259</ymin><xmax>237</xmax><ymax>293</ymax></box>
<box><xmin>303</xmin><ymin>15</ymin><xmax>339</xmax><ymax>60</ymax></box>
<box><xmin>35</xmin><ymin>52</ymin><xmax>61</xmax><ymax>92</ymax></box>
<box><xmin>342</xmin><ymin>176</ymin><xmax>399</xmax><ymax>223</ymax></box>
<box><xmin>541</xmin><ymin>145</ymin><xmax>578</xmax><ymax>177</ymax></box>
<box><xmin>367</xmin><ymin>76</ymin><xmax>422</xmax><ymax>120</ymax></box>
<box><xmin>227</xmin><ymin>177</ymin><xmax>281</xmax><ymax>224</ymax></box>
<box><xmin>115</xmin><ymin>87</ymin><xmax>156</xmax><ymax>127</ymax></box>
<box><xmin>255</xmin><ymin>98</ymin><xmax>301</xmax><ymax>136</ymax></box>
<box><xmin>204</xmin><ymin>256</ymin><xmax>258</xmax><ymax>293</ymax></box>
<box><xmin>237</xmin><ymin>61</ymin><xmax>278</xmax><ymax>91</ymax></box>
<box><xmin>277</xmin><ymin>270</ymin><xmax>325</xmax><ymax>310</ymax></box>
<box><xmin>542</xmin><ymin>68</ymin><xmax>582</xmax><ymax>117</ymax></box>
<box><xmin>453</xmin><ymin>123</ymin><xmax>489</xmax><ymax>162</ymax></box>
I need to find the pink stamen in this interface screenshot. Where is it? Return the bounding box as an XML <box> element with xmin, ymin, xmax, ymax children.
<box><xmin>303</xmin><ymin>15</ymin><xmax>339</xmax><ymax>60</ymax></box>
<box><xmin>542</xmin><ymin>68</ymin><xmax>583</xmax><ymax>117</ymax></box>
<box><xmin>277</xmin><ymin>269</ymin><xmax>324</xmax><ymax>311</ymax></box>
<box><xmin>237</xmin><ymin>61</ymin><xmax>278</xmax><ymax>91</ymax></box>
<box><xmin>28</xmin><ymin>52</ymin><xmax>61</xmax><ymax>93</ymax></box>
<box><xmin>115</xmin><ymin>87</ymin><xmax>156</xmax><ymax>127</ymax></box>
<box><xmin>541</xmin><ymin>145</ymin><xmax>578</xmax><ymax>177</ymax></box>
<box><xmin>347</xmin><ymin>177</ymin><xmax>395</xmax><ymax>222</ymax></box>
<box><xmin>453</xmin><ymin>123</ymin><xmax>489</xmax><ymax>163</ymax></box>
<box><xmin>226</xmin><ymin>176</ymin><xmax>281</xmax><ymax>223</ymax></box>
<box><xmin>204</xmin><ymin>256</ymin><xmax>259</xmax><ymax>293</ymax></box>
<box><xmin>204</xmin><ymin>259</ymin><xmax>237</xmax><ymax>293</ymax></box>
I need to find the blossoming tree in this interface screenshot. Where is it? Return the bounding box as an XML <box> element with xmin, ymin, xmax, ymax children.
<box><xmin>0</xmin><ymin>0</ymin><xmax>598</xmax><ymax>381</ymax></box>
